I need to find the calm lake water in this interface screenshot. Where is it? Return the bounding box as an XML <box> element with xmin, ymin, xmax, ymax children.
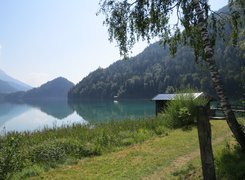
<box><xmin>0</xmin><ymin>100</ymin><xmax>155</xmax><ymax>134</ymax></box>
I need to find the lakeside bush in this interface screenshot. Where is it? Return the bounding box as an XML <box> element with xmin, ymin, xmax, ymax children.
<box><xmin>0</xmin><ymin>117</ymin><xmax>168</xmax><ymax>179</ymax></box>
<box><xmin>162</xmin><ymin>90</ymin><xmax>208</xmax><ymax>128</ymax></box>
<box><xmin>0</xmin><ymin>135</ymin><xmax>26</xmax><ymax>180</ymax></box>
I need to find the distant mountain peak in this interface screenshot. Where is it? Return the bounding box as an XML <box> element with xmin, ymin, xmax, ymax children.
<box><xmin>0</xmin><ymin>69</ymin><xmax>32</xmax><ymax>92</ymax></box>
<box><xmin>0</xmin><ymin>79</ymin><xmax>17</xmax><ymax>93</ymax></box>
<box><xmin>52</xmin><ymin>77</ymin><xmax>71</xmax><ymax>82</ymax></box>
<box><xmin>5</xmin><ymin>76</ymin><xmax>75</xmax><ymax>101</ymax></box>
<box><xmin>39</xmin><ymin>77</ymin><xmax>74</xmax><ymax>88</ymax></box>
<box><xmin>25</xmin><ymin>77</ymin><xmax>74</xmax><ymax>100</ymax></box>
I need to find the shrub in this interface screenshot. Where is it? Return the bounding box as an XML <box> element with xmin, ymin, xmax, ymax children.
<box><xmin>216</xmin><ymin>143</ymin><xmax>245</xmax><ymax>179</ymax></box>
<box><xmin>162</xmin><ymin>90</ymin><xmax>208</xmax><ymax>128</ymax></box>
<box><xmin>0</xmin><ymin>136</ymin><xmax>25</xmax><ymax>180</ymax></box>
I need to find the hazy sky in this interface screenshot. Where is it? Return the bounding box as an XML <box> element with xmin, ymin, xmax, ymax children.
<box><xmin>0</xmin><ymin>0</ymin><xmax>228</xmax><ymax>87</ymax></box>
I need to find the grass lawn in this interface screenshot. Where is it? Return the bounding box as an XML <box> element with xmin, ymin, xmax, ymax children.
<box><xmin>34</xmin><ymin>121</ymin><xmax>235</xmax><ymax>179</ymax></box>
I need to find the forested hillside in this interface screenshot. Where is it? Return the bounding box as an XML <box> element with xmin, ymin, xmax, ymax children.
<box><xmin>68</xmin><ymin>37</ymin><xmax>244</xmax><ymax>100</ymax></box>
<box><xmin>69</xmin><ymin>4</ymin><xmax>244</xmax><ymax>100</ymax></box>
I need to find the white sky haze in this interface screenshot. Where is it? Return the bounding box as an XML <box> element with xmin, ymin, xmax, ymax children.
<box><xmin>0</xmin><ymin>0</ymin><xmax>228</xmax><ymax>87</ymax></box>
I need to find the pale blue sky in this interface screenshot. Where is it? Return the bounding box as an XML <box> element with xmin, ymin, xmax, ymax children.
<box><xmin>0</xmin><ymin>0</ymin><xmax>228</xmax><ymax>87</ymax></box>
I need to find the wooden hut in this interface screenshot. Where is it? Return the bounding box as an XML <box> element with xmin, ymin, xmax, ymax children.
<box><xmin>152</xmin><ymin>92</ymin><xmax>210</xmax><ymax>115</ymax></box>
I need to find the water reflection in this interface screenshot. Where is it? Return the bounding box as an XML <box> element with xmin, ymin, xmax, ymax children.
<box><xmin>0</xmin><ymin>102</ymin><xmax>31</xmax><ymax>127</ymax></box>
<box><xmin>0</xmin><ymin>99</ymin><xmax>155</xmax><ymax>133</ymax></box>
<box><xmin>68</xmin><ymin>100</ymin><xmax>155</xmax><ymax>123</ymax></box>
<box><xmin>26</xmin><ymin>99</ymin><xmax>74</xmax><ymax>119</ymax></box>
<box><xmin>0</xmin><ymin>100</ymin><xmax>85</xmax><ymax>134</ymax></box>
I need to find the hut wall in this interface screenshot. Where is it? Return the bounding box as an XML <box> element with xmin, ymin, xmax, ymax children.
<box><xmin>156</xmin><ymin>100</ymin><xmax>168</xmax><ymax>115</ymax></box>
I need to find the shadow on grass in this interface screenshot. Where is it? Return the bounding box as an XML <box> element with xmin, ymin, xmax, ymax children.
<box><xmin>171</xmin><ymin>142</ymin><xmax>245</xmax><ymax>179</ymax></box>
<box><xmin>216</xmin><ymin>144</ymin><xmax>245</xmax><ymax>180</ymax></box>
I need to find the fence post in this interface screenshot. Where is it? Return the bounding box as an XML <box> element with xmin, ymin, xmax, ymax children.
<box><xmin>197</xmin><ymin>106</ymin><xmax>216</xmax><ymax>180</ymax></box>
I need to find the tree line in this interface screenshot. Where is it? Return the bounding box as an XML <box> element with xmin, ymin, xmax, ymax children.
<box><xmin>68</xmin><ymin>39</ymin><xmax>244</xmax><ymax>100</ymax></box>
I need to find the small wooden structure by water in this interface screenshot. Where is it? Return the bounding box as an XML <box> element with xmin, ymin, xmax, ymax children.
<box><xmin>152</xmin><ymin>92</ymin><xmax>209</xmax><ymax>115</ymax></box>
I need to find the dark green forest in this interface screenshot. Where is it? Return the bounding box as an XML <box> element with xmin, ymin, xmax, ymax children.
<box><xmin>68</xmin><ymin>36</ymin><xmax>244</xmax><ymax>100</ymax></box>
<box><xmin>69</xmin><ymin>5</ymin><xmax>244</xmax><ymax>100</ymax></box>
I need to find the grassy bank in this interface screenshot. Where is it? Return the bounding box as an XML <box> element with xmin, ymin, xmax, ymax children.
<box><xmin>34</xmin><ymin>121</ymin><xmax>245</xmax><ymax>179</ymax></box>
<box><xmin>34</xmin><ymin>121</ymin><xmax>237</xmax><ymax>179</ymax></box>
<box><xmin>1</xmin><ymin>117</ymin><xmax>244</xmax><ymax>179</ymax></box>
<box><xmin>0</xmin><ymin>116</ymin><xmax>168</xmax><ymax>179</ymax></box>
<box><xmin>34</xmin><ymin>120</ymin><xmax>244</xmax><ymax>179</ymax></box>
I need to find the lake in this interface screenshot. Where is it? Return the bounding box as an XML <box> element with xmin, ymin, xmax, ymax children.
<box><xmin>0</xmin><ymin>100</ymin><xmax>155</xmax><ymax>134</ymax></box>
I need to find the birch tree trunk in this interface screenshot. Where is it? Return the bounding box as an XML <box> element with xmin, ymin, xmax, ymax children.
<box><xmin>193</xmin><ymin>0</ymin><xmax>245</xmax><ymax>150</ymax></box>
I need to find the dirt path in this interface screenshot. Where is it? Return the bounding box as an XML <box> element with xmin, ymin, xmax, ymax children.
<box><xmin>144</xmin><ymin>133</ymin><xmax>231</xmax><ymax>180</ymax></box>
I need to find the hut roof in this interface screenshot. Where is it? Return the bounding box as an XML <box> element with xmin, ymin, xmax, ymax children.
<box><xmin>152</xmin><ymin>92</ymin><xmax>204</xmax><ymax>101</ymax></box>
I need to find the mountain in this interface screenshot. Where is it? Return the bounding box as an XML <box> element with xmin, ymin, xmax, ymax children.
<box><xmin>0</xmin><ymin>69</ymin><xmax>32</xmax><ymax>92</ymax></box>
<box><xmin>68</xmin><ymin>30</ymin><xmax>244</xmax><ymax>100</ymax></box>
<box><xmin>5</xmin><ymin>77</ymin><xmax>75</xmax><ymax>101</ymax></box>
<box><xmin>24</xmin><ymin>77</ymin><xmax>74</xmax><ymax>100</ymax></box>
<box><xmin>0</xmin><ymin>79</ymin><xmax>18</xmax><ymax>93</ymax></box>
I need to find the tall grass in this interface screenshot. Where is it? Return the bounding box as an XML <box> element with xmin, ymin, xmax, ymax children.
<box><xmin>0</xmin><ymin>117</ymin><xmax>168</xmax><ymax>179</ymax></box>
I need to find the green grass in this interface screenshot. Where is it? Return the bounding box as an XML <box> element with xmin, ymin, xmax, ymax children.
<box><xmin>0</xmin><ymin>116</ymin><xmax>168</xmax><ymax>179</ymax></box>
<box><xmin>34</xmin><ymin>121</ymin><xmax>241</xmax><ymax>179</ymax></box>
<box><xmin>1</xmin><ymin>116</ymin><xmax>244</xmax><ymax>179</ymax></box>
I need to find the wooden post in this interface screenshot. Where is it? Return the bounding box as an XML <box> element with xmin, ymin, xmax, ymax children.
<box><xmin>197</xmin><ymin>106</ymin><xmax>216</xmax><ymax>180</ymax></box>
